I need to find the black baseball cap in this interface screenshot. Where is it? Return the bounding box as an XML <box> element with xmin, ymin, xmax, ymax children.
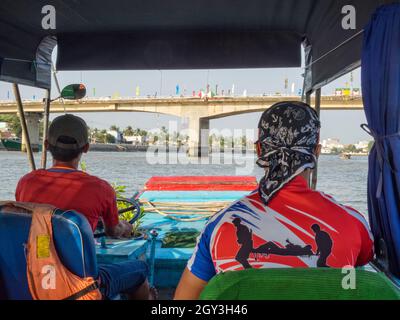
<box><xmin>48</xmin><ymin>114</ymin><xmax>89</xmax><ymax>150</ymax></box>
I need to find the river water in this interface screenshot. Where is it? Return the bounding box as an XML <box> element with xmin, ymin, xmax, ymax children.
<box><xmin>0</xmin><ymin>151</ymin><xmax>369</xmax><ymax>215</ymax></box>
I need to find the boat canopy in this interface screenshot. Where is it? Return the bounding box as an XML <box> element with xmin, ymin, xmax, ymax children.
<box><xmin>0</xmin><ymin>0</ymin><xmax>391</xmax><ymax>92</ymax></box>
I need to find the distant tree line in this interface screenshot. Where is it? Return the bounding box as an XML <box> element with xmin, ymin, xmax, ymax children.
<box><xmin>330</xmin><ymin>142</ymin><xmax>374</xmax><ymax>155</ymax></box>
<box><xmin>0</xmin><ymin>115</ymin><xmax>22</xmax><ymax>137</ymax></box>
<box><xmin>0</xmin><ymin>114</ymin><xmax>46</xmax><ymax>138</ymax></box>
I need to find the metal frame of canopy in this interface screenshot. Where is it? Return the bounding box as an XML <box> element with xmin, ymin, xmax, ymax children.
<box><xmin>7</xmin><ymin>84</ymin><xmax>50</xmax><ymax>171</ymax></box>
<box><xmin>0</xmin><ymin>1</ymin><xmax>392</xmax><ymax>171</ymax></box>
<box><xmin>0</xmin><ymin>1</ymin><xmax>393</xmax><ymax>181</ymax></box>
<box><xmin>0</xmin><ymin>1</ymin><xmax>393</xmax><ymax>90</ymax></box>
<box><xmin>0</xmin><ymin>1</ymin><xmax>391</xmax><ymax>89</ymax></box>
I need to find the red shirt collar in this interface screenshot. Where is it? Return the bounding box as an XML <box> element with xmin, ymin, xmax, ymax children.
<box><xmin>281</xmin><ymin>175</ymin><xmax>310</xmax><ymax>192</ymax></box>
<box><xmin>50</xmin><ymin>166</ymin><xmax>76</xmax><ymax>171</ymax></box>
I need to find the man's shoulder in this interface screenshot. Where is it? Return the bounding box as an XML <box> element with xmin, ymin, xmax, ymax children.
<box><xmin>314</xmin><ymin>190</ymin><xmax>361</xmax><ymax>215</ymax></box>
<box><xmin>80</xmin><ymin>172</ymin><xmax>114</xmax><ymax>193</ymax></box>
<box><xmin>205</xmin><ymin>191</ymin><xmax>261</xmax><ymax>231</ymax></box>
<box><xmin>18</xmin><ymin>169</ymin><xmax>46</xmax><ymax>184</ymax></box>
<box><xmin>223</xmin><ymin>190</ymin><xmax>264</xmax><ymax>215</ymax></box>
<box><xmin>313</xmin><ymin>189</ymin><xmax>371</xmax><ymax>229</ymax></box>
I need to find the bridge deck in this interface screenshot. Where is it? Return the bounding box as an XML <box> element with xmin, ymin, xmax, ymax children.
<box><xmin>0</xmin><ymin>95</ymin><xmax>363</xmax><ymax>114</ymax></box>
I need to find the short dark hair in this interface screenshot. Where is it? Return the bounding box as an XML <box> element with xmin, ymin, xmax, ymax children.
<box><xmin>48</xmin><ymin>135</ymin><xmax>85</xmax><ymax>162</ymax></box>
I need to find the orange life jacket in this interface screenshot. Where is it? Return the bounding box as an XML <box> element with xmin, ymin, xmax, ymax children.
<box><xmin>0</xmin><ymin>201</ymin><xmax>102</xmax><ymax>300</ymax></box>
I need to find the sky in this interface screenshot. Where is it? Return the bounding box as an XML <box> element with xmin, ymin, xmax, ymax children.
<box><xmin>0</xmin><ymin>49</ymin><xmax>371</xmax><ymax>145</ymax></box>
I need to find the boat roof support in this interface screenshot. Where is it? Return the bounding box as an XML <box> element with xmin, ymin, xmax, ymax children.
<box><xmin>12</xmin><ymin>83</ymin><xmax>36</xmax><ymax>171</ymax></box>
<box><xmin>40</xmin><ymin>89</ymin><xmax>51</xmax><ymax>169</ymax></box>
<box><xmin>311</xmin><ymin>88</ymin><xmax>322</xmax><ymax>190</ymax></box>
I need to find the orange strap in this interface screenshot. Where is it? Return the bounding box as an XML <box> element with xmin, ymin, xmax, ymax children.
<box><xmin>0</xmin><ymin>201</ymin><xmax>101</xmax><ymax>300</ymax></box>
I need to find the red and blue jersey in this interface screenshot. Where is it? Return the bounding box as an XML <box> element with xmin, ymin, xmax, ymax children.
<box><xmin>187</xmin><ymin>176</ymin><xmax>374</xmax><ymax>282</ymax></box>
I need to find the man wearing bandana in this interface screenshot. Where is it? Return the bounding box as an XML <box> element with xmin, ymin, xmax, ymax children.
<box><xmin>175</xmin><ymin>101</ymin><xmax>374</xmax><ymax>300</ymax></box>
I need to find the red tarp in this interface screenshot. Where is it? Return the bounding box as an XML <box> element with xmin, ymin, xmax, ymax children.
<box><xmin>144</xmin><ymin>176</ymin><xmax>258</xmax><ymax>191</ymax></box>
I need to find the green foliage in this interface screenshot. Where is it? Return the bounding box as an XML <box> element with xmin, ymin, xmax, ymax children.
<box><xmin>89</xmin><ymin>128</ymin><xmax>116</xmax><ymax>143</ymax></box>
<box><xmin>110</xmin><ymin>125</ymin><xmax>119</xmax><ymax>132</ymax></box>
<box><xmin>123</xmin><ymin>126</ymin><xmax>135</xmax><ymax>136</ymax></box>
<box><xmin>342</xmin><ymin>144</ymin><xmax>358</xmax><ymax>153</ymax></box>
<box><xmin>112</xmin><ymin>182</ymin><xmax>127</xmax><ymax>198</ymax></box>
<box><xmin>220</xmin><ymin>136</ymin><xmax>225</xmax><ymax>147</ymax></box>
<box><xmin>0</xmin><ymin>115</ymin><xmax>49</xmax><ymax>140</ymax></box>
<box><xmin>330</xmin><ymin>147</ymin><xmax>342</xmax><ymax>155</ymax></box>
<box><xmin>105</xmin><ymin>133</ymin><xmax>116</xmax><ymax>144</ymax></box>
<box><xmin>112</xmin><ymin>182</ymin><xmax>145</xmax><ymax>237</ymax></box>
<box><xmin>162</xmin><ymin>230</ymin><xmax>201</xmax><ymax>248</ymax></box>
<box><xmin>0</xmin><ymin>114</ymin><xmax>22</xmax><ymax>137</ymax></box>
<box><xmin>240</xmin><ymin>135</ymin><xmax>247</xmax><ymax>147</ymax></box>
<box><xmin>80</xmin><ymin>160</ymin><xmax>87</xmax><ymax>172</ymax></box>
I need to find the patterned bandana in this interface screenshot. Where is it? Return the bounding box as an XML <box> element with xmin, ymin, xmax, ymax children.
<box><xmin>256</xmin><ymin>101</ymin><xmax>321</xmax><ymax>204</ymax></box>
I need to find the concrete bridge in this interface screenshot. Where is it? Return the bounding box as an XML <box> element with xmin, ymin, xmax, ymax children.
<box><xmin>0</xmin><ymin>95</ymin><xmax>363</xmax><ymax>156</ymax></box>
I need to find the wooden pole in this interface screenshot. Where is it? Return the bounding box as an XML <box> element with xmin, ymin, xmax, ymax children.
<box><xmin>41</xmin><ymin>89</ymin><xmax>51</xmax><ymax>168</ymax></box>
<box><xmin>311</xmin><ymin>88</ymin><xmax>321</xmax><ymax>190</ymax></box>
<box><xmin>305</xmin><ymin>91</ymin><xmax>311</xmax><ymax>105</ymax></box>
<box><xmin>13</xmin><ymin>83</ymin><xmax>36</xmax><ymax>171</ymax></box>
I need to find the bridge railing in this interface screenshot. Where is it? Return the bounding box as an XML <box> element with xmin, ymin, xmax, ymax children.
<box><xmin>0</xmin><ymin>94</ymin><xmax>362</xmax><ymax>104</ymax></box>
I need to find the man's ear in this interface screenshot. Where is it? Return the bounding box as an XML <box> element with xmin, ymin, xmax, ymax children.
<box><xmin>255</xmin><ymin>141</ymin><xmax>262</xmax><ymax>158</ymax></box>
<box><xmin>82</xmin><ymin>143</ymin><xmax>90</xmax><ymax>154</ymax></box>
<box><xmin>315</xmin><ymin>144</ymin><xmax>322</xmax><ymax>158</ymax></box>
<box><xmin>256</xmin><ymin>129</ymin><xmax>262</xmax><ymax>158</ymax></box>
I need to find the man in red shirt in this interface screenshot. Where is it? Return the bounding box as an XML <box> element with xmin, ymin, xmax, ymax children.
<box><xmin>175</xmin><ymin>101</ymin><xmax>374</xmax><ymax>300</ymax></box>
<box><xmin>16</xmin><ymin>114</ymin><xmax>154</xmax><ymax>300</ymax></box>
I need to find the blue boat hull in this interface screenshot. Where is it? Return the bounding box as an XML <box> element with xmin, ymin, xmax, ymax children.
<box><xmin>95</xmin><ymin>189</ymin><xmax>252</xmax><ymax>292</ymax></box>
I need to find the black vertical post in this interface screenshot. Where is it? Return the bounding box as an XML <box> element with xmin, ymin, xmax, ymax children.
<box><xmin>311</xmin><ymin>88</ymin><xmax>321</xmax><ymax>190</ymax></box>
<box><xmin>41</xmin><ymin>89</ymin><xmax>51</xmax><ymax>168</ymax></box>
<box><xmin>305</xmin><ymin>91</ymin><xmax>311</xmax><ymax>105</ymax></box>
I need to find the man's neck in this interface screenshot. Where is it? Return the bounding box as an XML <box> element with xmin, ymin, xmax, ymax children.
<box><xmin>299</xmin><ymin>170</ymin><xmax>313</xmax><ymax>188</ymax></box>
<box><xmin>299</xmin><ymin>170</ymin><xmax>311</xmax><ymax>181</ymax></box>
<box><xmin>52</xmin><ymin>160</ymin><xmax>79</xmax><ymax>170</ymax></box>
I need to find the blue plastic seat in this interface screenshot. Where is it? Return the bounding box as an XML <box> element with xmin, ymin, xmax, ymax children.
<box><xmin>0</xmin><ymin>206</ymin><xmax>98</xmax><ymax>300</ymax></box>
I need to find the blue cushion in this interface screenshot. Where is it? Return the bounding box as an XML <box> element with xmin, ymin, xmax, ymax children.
<box><xmin>0</xmin><ymin>207</ymin><xmax>98</xmax><ymax>300</ymax></box>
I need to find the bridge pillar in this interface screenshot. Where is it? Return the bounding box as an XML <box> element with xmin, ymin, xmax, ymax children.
<box><xmin>187</xmin><ymin>117</ymin><xmax>209</xmax><ymax>157</ymax></box>
<box><xmin>21</xmin><ymin>112</ymin><xmax>42</xmax><ymax>152</ymax></box>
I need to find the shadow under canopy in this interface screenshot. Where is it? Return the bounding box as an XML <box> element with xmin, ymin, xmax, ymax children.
<box><xmin>0</xmin><ymin>0</ymin><xmax>392</xmax><ymax>91</ymax></box>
